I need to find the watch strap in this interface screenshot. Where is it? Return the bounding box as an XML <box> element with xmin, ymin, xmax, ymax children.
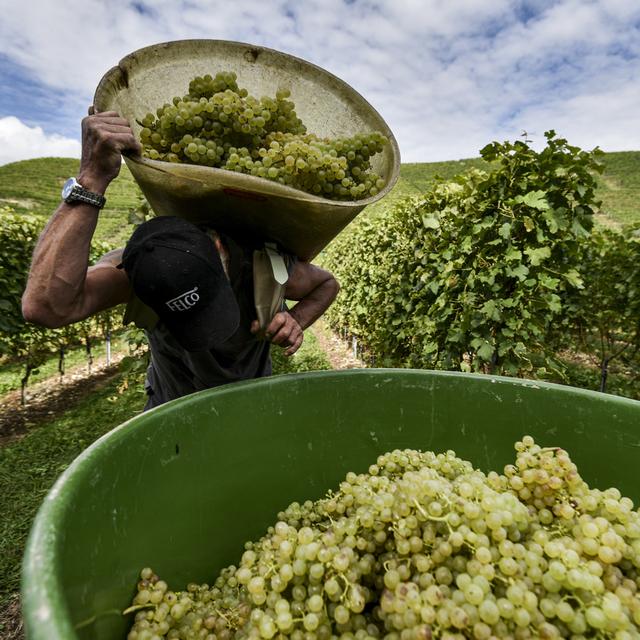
<box><xmin>66</xmin><ymin>183</ymin><xmax>107</xmax><ymax>209</ymax></box>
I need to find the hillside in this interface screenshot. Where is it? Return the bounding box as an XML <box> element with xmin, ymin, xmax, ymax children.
<box><xmin>0</xmin><ymin>151</ymin><xmax>637</xmax><ymax>249</ymax></box>
<box><xmin>0</xmin><ymin>158</ymin><xmax>142</xmax><ymax>247</ymax></box>
<box><xmin>401</xmin><ymin>157</ymin><xmax>490</xmax><ymax>192</ymax></box>
<box><xmin>593</xmin><ymin>151</ymin><xmax>640</xmax><ymax>226</ymax></box>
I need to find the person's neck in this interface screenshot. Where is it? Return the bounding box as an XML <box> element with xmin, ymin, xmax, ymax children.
<box><xmin>203</xmin><ymin>228</ymin><xmax>230</xmax><ymax>278</ymax></box>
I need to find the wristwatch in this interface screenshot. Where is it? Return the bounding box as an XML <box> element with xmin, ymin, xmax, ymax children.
<box><xmin>61</xmin><ymin>177</ymin><xmax>107</xmax><ymax>209</ymax></box>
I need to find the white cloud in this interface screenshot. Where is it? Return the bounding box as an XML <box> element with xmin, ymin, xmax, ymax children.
<box><xmin>511</xmin><ymin>81</ymin><xmax>640</xmax><ymax>153</ymax></box>
<box><xmin>0</xmin><ymin>116</ymin><xmax>80</xmax><ymax>166</ymax></box>
<box><xmin>0</xmin><ymin>0</ymin><xmax>639</xmax><ymax>163</ymax></box>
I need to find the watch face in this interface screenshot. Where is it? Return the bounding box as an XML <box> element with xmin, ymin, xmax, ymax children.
<box><xmin>62</xmin><ymin>177</ymin><xmax>77</xmax><ymax>199</ymax></box>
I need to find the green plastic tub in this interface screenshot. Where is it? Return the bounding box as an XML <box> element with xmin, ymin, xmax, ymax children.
<box><xmin>22</xmin><ymin>370</ymin><xmax>640</xmax><ymax>639</ymax></box>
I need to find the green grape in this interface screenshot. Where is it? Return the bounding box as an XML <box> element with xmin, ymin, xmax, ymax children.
<box><xmin>127</xmin><ymin>436</ymin><xmax>640</xmax><ymax>639</ymax></box>
<box><xmin>138</xmin><ymin>71</ymin><xmax>389</xmax><ymax>201</ymax></box>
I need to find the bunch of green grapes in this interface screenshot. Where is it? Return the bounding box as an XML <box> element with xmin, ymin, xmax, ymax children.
<box><xmin>125</xmin><ymin>437</ymin><xmax>640</xmax><ymax>640</ymax></box>
<box><xmin>137</xmin><ymin>71</ymin><xmax>389</xmax><ymax>201</ymax></box>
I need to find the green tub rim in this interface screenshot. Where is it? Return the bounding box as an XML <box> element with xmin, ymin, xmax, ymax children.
<box><xmin>21</xmin><ymin>368</ymin><xmax>640</xmax><ymax>638</ymax></box>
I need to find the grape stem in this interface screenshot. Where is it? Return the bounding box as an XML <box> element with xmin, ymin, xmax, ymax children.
<box><xmin>263</xmin><ymin>561</ymin><xmax>278</xmax><ymax>579</ymax></box>
<box><xmin>121</xmin><ymin>603</ymin><xmax>155</xmax><ymax>616</ymax></box>
<box><xmin>412</xmin><ymin>499</ymin><xmax>428</xmax><ymax>519</ymax></box>
<box><xmin>382</xmin><ymin>559</ymin><xmax>410</xmax><ymax>573</ymax></box>
<box><xmin>413</xmin><ymin>499</ymin><xmax>453</xmax><ymax>533</ymax></box>
<box><xmin>214</xmin><ymin>607</ymin><xmax>237</xmax><ymax>628</ymax></box>
<box><xmin>335</xmin><ymin>570</ymin><xmax>353</xmax><ymax>602</ymax></box>
<box><xmin>74</xmin><ymin>608</ymin><xmax>123</xmax><ymax>629</ymax></box>
<box><xmin>561</xmin><ymin>593</ymin><xmax>587</xmax><ymax>608</ymax></box>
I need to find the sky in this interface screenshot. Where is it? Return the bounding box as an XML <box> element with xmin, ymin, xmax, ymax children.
<box><xmin>0</xmin><ymin>0</ymin><xmax>639</xmax><ymax>166</ymax></box>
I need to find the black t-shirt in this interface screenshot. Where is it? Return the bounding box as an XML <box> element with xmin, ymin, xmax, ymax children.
<box><xmin>143</xmin><ymin>234</ymin><xmax>275</xmax><ymax>410</ymax></box>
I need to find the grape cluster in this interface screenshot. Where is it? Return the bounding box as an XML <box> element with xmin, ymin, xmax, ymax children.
<box><xmin>138</xmin><ymin>71</ymin><xmax>389</xmax><ymax>201</ymax></box>
<box><xmin>126</xmin><ymin>437</ymin><xmax>640</xmax><ymax>640</ymax></box>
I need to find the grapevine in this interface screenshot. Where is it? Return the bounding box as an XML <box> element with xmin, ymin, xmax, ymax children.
<box><xmin>323</xmin><ymin>131</ymin><xmax>609</xmax><ymax>378</ymax></box>
<box><xmin>0</xmin><ymin>207</ymin><xmax>122</xmax><ymax>402</ymax></box>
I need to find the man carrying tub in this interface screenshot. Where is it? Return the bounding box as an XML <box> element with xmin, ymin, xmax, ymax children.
<box><xmin>21</xmin><ymin>110</ymin><xmax>339</xmax><ymax>409</ymax></box>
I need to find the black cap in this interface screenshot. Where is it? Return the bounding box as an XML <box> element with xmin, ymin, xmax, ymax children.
<box><xmin>121</xmin><ymin>216</ymin><xmax>240</xmax><ymax>351</ymax></box>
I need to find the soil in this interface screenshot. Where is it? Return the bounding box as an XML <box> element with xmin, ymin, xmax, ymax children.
<box><xmin>309</xmin><ymin>318</ymin><xmax>367</xmax><ymax>370</ymax></box>
<box><xmin>0</xmin><ymin>197</ymin><xmax>39</xmax><ymax>210</ymax></box>
<box><xmin>0</xmin><ymin>594</ymin><xmax>22</xmax><ymax>640</ymax></box>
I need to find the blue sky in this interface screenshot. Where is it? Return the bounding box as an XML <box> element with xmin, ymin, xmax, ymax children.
<box><xmin>0</xmin><ymin>0</ymin><xmax>639</xmax><ymax>166</ymax></box>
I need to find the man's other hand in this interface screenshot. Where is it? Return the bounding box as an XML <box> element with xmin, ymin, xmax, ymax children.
<box><xmin>251</xmin><ymin>311</ymin><xmax>303</xmax><ymax>356</ymax></box>
<box><xmin>78</xmin><ymin>108</ymin><xmax>142</xmax><ymax>193</ymax></box>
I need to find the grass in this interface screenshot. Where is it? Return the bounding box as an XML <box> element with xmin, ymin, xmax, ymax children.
<box><xmin>595</xmin><ymin>151</ymin><xmax>640</xmax><ymax>227</ymax></box>
<box><xmin>0</xmin><ymin>368</ymin><xmax>146</xmax><ymax>611</ymax></box>
<box><xmin>0</xmin><ymin>158</ymin><xmax>143</xmax><ymax>247</ymax></box>
<box><xmin>400</xmin><ymin>157</ymin><xmax>490</xmax><ymax>192</ymax></box>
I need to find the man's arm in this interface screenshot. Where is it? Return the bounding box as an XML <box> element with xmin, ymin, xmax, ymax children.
<box><xmin>22</xmin><ymin>110</ymin><xmax>140</xmax><ymax>328</ymax></box>
<box><xmin>252</xmin><ymin>261</ymin><xmax>339</xmax><ymax>356</ymax></box>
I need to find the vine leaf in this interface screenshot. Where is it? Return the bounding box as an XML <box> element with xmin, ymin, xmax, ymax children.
<box><xmin>525</xmin><ymin>246</ymin><xmax>551</xmax><ymax>266</ymax></box>
<box><xmin>516</xmin><ymin>190</ymin><xmax>550</xmax><ymax>210</ymax></box>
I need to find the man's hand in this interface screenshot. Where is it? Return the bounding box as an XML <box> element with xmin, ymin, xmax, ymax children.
<box><xmin>251</xmin><ymin>311</ymin><xmax>304</xmax><ymax>356</ymax></box>
<box><xmin>249</xmin><ymin>261</ymin><xmax>338</xmax><ymax>358</ymax></box>
<box><xmin>78</xmin><ymin>107</ymin><xmax>141</xmax><ymax>194</ymax></box>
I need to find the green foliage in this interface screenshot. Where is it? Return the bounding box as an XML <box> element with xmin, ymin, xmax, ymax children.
<box><xmin>323</xmin><ymin>193</ymin><xmax>418</xmax><ymax>366</ymax></box>
<box><xmin>114</xmin><ymin>327</ymin><xmax>151</xmax><ymax>399</ymax></box>
<box><xmin>0</xmin><ymin>206</ymin><xmax>124</xmax><ymax>400</ymax></box>
<box><xmin>0</xmin><ymin>209</ymin><xmax>40</xmax><ymax>336</ymax></box>
<box><xmin>129</xmin><ymin>193</ymin><xmax>152</xmax><ymax>227</ymax></box>
<box><xmin>325</xmin><ymin>131</ymin><xmax>608</xmax><ymax>377</ymax></box>
<box><xmin>0</xmin><ymin>209</ymin><xmax>56</xmax><ymax>396</ymax></box>
<box><xmin>561</xmin><ymin>226</ymin><xmax>640</xmax><ymax>391</ymax></box>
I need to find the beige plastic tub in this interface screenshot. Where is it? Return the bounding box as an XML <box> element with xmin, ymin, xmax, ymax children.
<box><xmin>93</xmin><ymin>40</ymin><xmax>401</xmax><ymax>260</ymax></box>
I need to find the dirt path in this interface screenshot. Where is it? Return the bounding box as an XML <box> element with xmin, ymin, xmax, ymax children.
<box><xmin>0</xmin><ymin>353</ymin><xmax>126</xmax><ymax>446</ymax></box>
<box><xmin>309</xmin><ymin>318</ymin><xmax>367</xmax><ymax>370</ymax></box>
<box><xmin>0</xmin><ymin>322</ymin><xmax>360</xmax><ymax>446</ymax></box>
